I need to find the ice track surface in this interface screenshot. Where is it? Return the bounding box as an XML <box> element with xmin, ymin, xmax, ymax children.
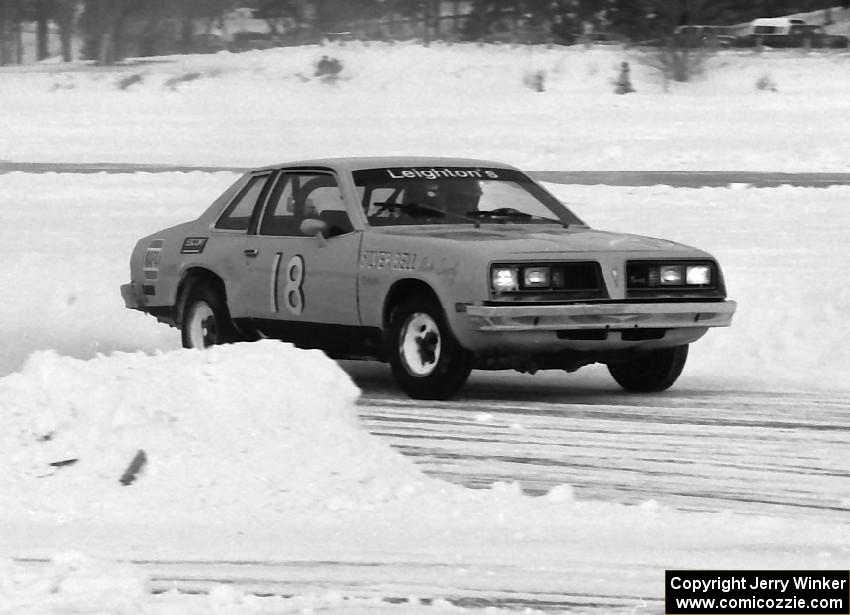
<box><xmin>350</xmin><ymin>365</ymin><xmax>850</xmax><ymax>521</ymax></box>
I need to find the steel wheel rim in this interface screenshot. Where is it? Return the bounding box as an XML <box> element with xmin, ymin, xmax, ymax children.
<box><xmin>400</xmin><ymin>312</ymin><xmax>441</xmax><ymax>377</ymax></box>
<box><xmin>187</xmin><ymin>301</ymin><xmax>216</xmax><ymax>348</ymax></box>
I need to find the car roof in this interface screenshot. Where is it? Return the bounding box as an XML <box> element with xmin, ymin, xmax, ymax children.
<box><xmin>252</xmin><ymin>156</ymin><xmax>521</xmax><ymax>173</ymax></box>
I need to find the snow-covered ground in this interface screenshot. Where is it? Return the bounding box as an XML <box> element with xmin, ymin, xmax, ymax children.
<box><xmin>3</xmin><ymin>41</ymin><xmax>850</xmax><ymax>171</ymax></box>
<box><xmin>1</xmin><ymin>43</ymin><xmax>849</xmax><ymax>613</ymax></box>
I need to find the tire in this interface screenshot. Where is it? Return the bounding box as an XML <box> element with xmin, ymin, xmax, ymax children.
<box><xmin>607</xmin><ymin>345</ymin><xmax>689</xmax><ymax>393</ymax></box>
<box><xmin>180</xmin><ymin>282</ymin><xmax>241</xmax><ymax>349</ymax></box>
<box><xmin>387</xmin><ymin>297</ymin><xmax>473</xmax><ymax>400</ymax></box>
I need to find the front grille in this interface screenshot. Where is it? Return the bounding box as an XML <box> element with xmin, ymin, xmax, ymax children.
<box><xmin>557</xmin><ymin>330</ymin><xmax>608</xmax><ymax>341</ymax></box>
<box><xmin>557</xmin><ymin>329</ymin><xmax>667</xmax><ymax>341</ymax></box>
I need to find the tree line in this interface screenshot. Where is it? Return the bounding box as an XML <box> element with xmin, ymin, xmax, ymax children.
<box><xmin>0</xmin><ymin>0</ymin><xmax>846</xmax><ymax>65</ymax></box>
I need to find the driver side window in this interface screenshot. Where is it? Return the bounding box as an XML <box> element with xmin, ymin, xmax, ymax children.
<box><xmin>260</xmin><ymin>172</ymin><xmax>352</xmax><ymax>237</ymax></box>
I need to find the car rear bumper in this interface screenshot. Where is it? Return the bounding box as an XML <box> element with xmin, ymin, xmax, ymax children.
<box><xmin>465</xmin><ymin>300</ymin><xmax>736</xmax><ymax>332</ymax></box>
<box><xmin>120</xmin><ymin>282</ymin><xmax>146</xmax><ymax>310</ymax></box>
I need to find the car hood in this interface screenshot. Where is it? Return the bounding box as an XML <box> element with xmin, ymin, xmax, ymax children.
<box><xmin>371</xmin><ymin>224</ymin><xmax>705</xmax><ymax>256</ymax></box>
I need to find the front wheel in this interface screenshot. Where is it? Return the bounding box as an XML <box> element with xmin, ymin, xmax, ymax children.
<box><xmin>607</xmin><ymin>345</ymin><xmax>689</xmax><ymax>392</ymax></box>
<box><xmin>387</xmin><ymin>297</ymin><xmax>473</xmax><ymax>400</ymax></box>
<box><xmin>180</xmin><ymin>283</ymin><xmax>241</xmax><ymax>349</ymax></box>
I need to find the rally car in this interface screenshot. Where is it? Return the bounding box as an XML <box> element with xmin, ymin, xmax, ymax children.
<box><xmin>121</xmin><ymin>157</ymin><xmax>736</xmax><ymax>399</ymax></box>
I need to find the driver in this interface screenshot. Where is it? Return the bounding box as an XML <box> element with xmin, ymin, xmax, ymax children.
<box><xmin>402</xmin><ymin>181</ymin><xmax>440</xmax><ymax>208</ymax></box>
<box><xmin>441</xmin><ymin>180</ymin><xmax>482</xmax><ymax>215</ymax></box>
<box><xmin>403</xmin><ymin>180</ymin><xmax>482</xmax><ymax>216</ymax></box>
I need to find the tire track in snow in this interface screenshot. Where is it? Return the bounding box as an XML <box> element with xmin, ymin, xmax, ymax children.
<box><xmin>14</xmin><ymin>556</ymin><xmax>658</xmax><ymax>612</ymax></box>
<box><xmin>357</xmin><ymin>388</ymin><xmax>850</xmax><ymax>521</ymax></box>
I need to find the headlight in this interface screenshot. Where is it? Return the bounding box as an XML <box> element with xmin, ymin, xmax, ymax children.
<box><xmin>523</xmin><ymin>267</ymin><xmax>551</xmax><ymax>288</ymax></box>
<box><xmin>491</xmin><ymin>266</ymin><xmax>519</xmax><ymax>292</ymax></box>
<box><xmin>628</xmin><ymin>261</ymin><xmax>716</xmax><ymax>289</ymax></box>
<box><xmin>686</xmin><ymin>265</ymin><xmax>712</xmax><ymax>285</ymax></box>
<box><xmin>490</xmin><ymin>262</ymin><xmax>606</xmax><ymax>298</ymax></box>
<box><xmin>659</xmin><ymin>265</ymin><xmax>683</xmax><ymax>285</ymax></box>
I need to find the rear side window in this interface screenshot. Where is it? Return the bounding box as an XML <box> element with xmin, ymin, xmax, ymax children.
<box><xmin>216</xmin><ymin>174</ymin><xmax>270</xmax><ymax>231</ymax></box>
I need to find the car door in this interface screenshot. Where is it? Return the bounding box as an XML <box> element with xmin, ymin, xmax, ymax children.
<box><xmin>210</xmin><ymin>170</ymin><xmax>276</xmax><ymax>318</ymax></box>
<box><xmin>238</xmin><ymin>170</ymin><xmax>363</xmax><ymax>345</ymax></box>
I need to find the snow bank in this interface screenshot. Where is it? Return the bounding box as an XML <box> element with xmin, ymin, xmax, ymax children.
<box><xmin>0</xmin><ymin>341</ymin><xmax>439</xmax><ymax>521</ymax></box>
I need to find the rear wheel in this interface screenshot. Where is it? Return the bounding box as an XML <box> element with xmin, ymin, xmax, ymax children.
<box><xmin>388</xmin><ymin>297</ymin><xmax>472</xmax><ymax>400</ymax></box>
<box><xmin>180</xmin><ymin>283</ymin><xmax>241</xmax><ymax>349</ymax></box>
<box><xmin>607</xmin><ymin>345</ymin><xmax>689</xmax><ymax>392</ymax></box>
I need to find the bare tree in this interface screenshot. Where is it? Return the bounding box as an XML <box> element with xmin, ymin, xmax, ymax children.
<box><xmin>33</xmin><ymin>0</ymin><xmax>49</xmax><ymax>60</ymax></box>
<box><xmin>54</xmin><ymin>0</ymin><xmax>76</xmax><ymax>61</ymax></box>
<box><xmin>644</xmin><ymin>0</ymin><xmax>720</xmax><ymax>83</ymax></box>
<box><xmin>98</xmin><ymin>0</ymin><xmax>124</xmax><ymax>64</ymax></box>
<box><xmin>0</xmin><ymin>0</ymin><xmax>22</xmax><ymax>65</ymax></box>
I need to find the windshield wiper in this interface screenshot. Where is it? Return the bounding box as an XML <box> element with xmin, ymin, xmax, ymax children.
<box><xmin>375</xmin><ymin>202</ymin><xmax>479</xmax><ymax>225</ymax></box>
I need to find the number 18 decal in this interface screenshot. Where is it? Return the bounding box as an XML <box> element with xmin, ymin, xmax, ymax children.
<box><xmin>272</xmin><ymin>253</ymin><xmax>305</xmax><ymax>315</ymax></box>
<box><xmin>285</xmin><ymin>255</ymin><xmax>305</xmax><ymax>315</ymax></box>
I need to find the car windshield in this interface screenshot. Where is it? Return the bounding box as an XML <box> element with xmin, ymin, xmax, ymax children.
<box><xmin>353</xmin><ymin>166</ymin><xmax>584</xmax><ymax>227</ymax></box>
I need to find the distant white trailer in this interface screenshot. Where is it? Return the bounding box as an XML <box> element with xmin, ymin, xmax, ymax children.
<box><xmin>748</xmin><ymin>17</ymin><xmax>807</xmax><ymax>35</ymax></box>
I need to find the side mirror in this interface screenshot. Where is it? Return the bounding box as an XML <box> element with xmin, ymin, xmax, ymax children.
<box><xmin>300</xmin><ymin>218</ymin><xmax>329</xmax><ymax>245</ymax></box>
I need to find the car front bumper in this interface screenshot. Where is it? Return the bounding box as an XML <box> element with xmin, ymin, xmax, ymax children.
<box><xmin>465</xmin><ymin>300</ymin><xmax>737</xmax><ymax>332</ymax></box>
